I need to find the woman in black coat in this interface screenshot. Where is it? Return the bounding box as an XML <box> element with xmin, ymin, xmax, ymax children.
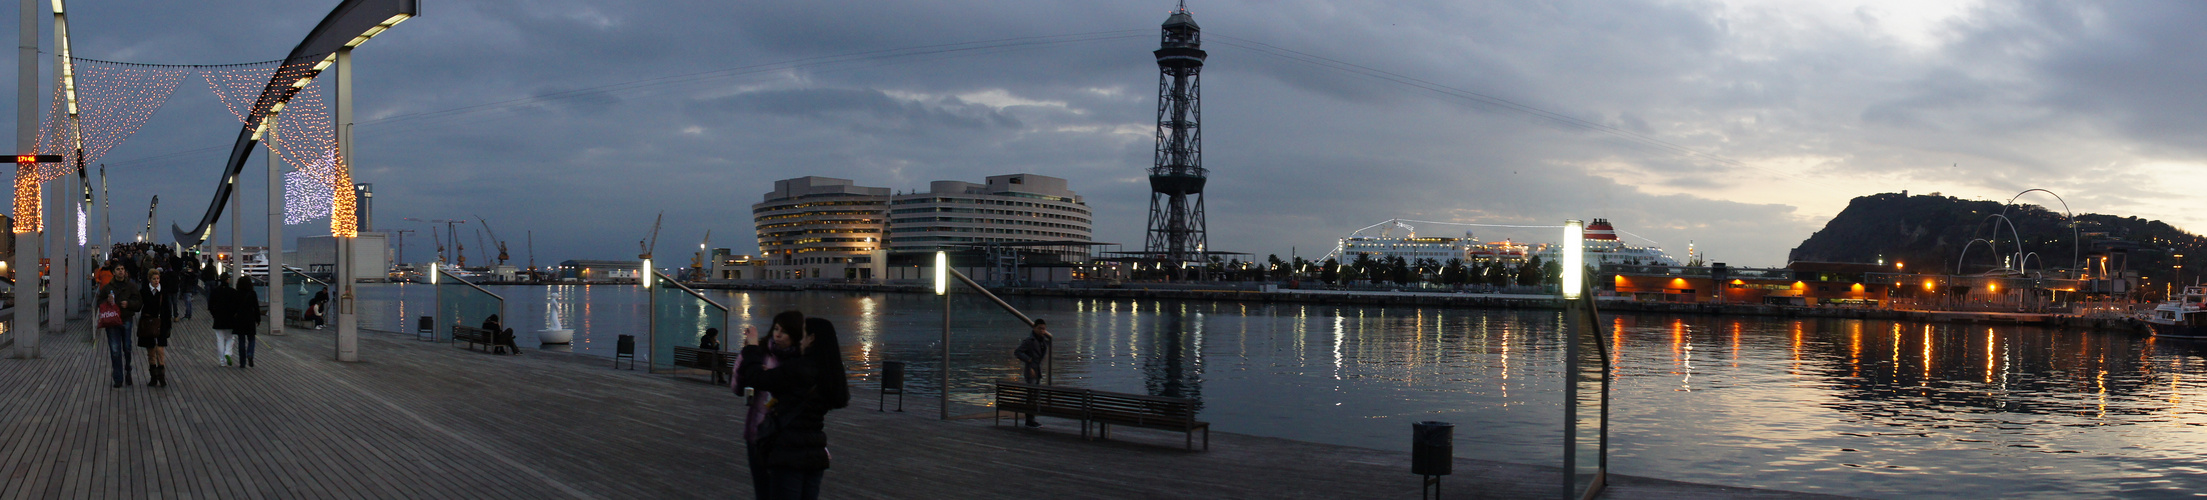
<box><xmin>232</xmin><ymin>276</ymin><xmax>261</xmax><ymax>368</ymax></box>
<box><xmin>738</xmin><ymin>317</ymin><xmax>849</xmax><ymax>500</ymax></box>
<box><xmin>139</xmin><ymin>270</ymin><xmax>176</xmax><ymax>387</ymax></box>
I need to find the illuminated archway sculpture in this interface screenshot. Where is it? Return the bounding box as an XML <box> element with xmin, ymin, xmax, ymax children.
<box><xmin>172</xmin><ymin>0</ymin><xmax>416</xmax><ymax>246</ymax></box>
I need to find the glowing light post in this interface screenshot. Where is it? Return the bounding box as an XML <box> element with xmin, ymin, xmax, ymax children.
<box><xmin>7</xmin><ymin>155</ymin><xmax>59</xmax><ymax>359</ymax></box>
<box><xmin>49</xmin><ymin>0</ymin><xmax>79</xmax><ymax>332</ymax></box>
<box><xmin>1558</xmin><ymin>220</ymin><xmax>1608</xmax><ymax>500</ymax></box>
<box><xmin>936</xmin><ymin>251</ymin><xmax>949</xmax><ymax>421</ymax></box>
<box><xmin>932</xmin><ymin>250</ymin><xmax>1039</xmax><ymax>420</ymax></box>
<box><xmin>325</xmin><ymin>8</ymin><xmax>413</xmax><ymax>361</ymax></box>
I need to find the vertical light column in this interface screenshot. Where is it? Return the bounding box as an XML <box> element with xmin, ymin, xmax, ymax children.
<box><xmin>332</xmin><ymin>47</ymin><xmax>357</xmax><ymax>362</ymax></box>
<box><xmin>935</xmin><ymin>251</ymin><xmax>948</xmax><ymax>420</ymax></box>
<box><xmin>265</xmin><ymin>119</ymin><xmax>283</xmax><ymax>336</ymax></box>
<box><xmin>13</xmin><ymin>0</ymin><xmax>41</xmax><ymax>358</ymax></box>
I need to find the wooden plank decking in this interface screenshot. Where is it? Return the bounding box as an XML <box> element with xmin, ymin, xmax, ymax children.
<box><xmin>0</xmin><ymin>303</ymin><xmax>1858</xmax><ymax>499</ymax></box>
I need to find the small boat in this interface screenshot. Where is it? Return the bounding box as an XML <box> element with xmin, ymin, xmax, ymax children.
<box><xmin>2144</xmin><ymin>285</ymin><xmax>2207</xmax><ymax>339</ymax></box>
<box><xmin>537</xmin><ymin>302</ymin><xmax>574</xmax><ymax>344</ymax></box>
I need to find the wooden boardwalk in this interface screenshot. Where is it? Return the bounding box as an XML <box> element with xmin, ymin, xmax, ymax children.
<box><xmin>0</xmin><ymin>305</ymin><xmax>1858</xmax><ymax>499</ymax></box>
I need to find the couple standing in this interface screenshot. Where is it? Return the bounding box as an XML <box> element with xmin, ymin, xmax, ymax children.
<box><xmin>731</xmin><ymin>311</ymin><xmax>851</xmax><ymax>500</ymax></box>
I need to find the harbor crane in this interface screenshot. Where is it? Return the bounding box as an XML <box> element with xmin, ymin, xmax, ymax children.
<box><xmin>403</xmin><ymin>217</ymin><xmax>467</xmax><ymax>266</ymax></box>
<box><xmin>474</xmin><ymin>214</ymin><xmax>510</xmax><ymax>266</ymax></box>
<box><xmin>638</xmin><ymin>211</ymin><xmax>662</xmax><ymax>260</ymax></box>
<box><xmin>689</xmin><ymin>230</ymin><xmax>712</xmax><ymax>281</ymax></box>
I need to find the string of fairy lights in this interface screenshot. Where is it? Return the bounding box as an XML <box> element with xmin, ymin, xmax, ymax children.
<box><xmin>16</xmin><ymin>55</ymin><xmax>356</xmax><ymax>235</ymax></box>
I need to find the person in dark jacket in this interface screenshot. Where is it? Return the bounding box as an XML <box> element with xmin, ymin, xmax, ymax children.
<box><xmin>232</xmin><ymin>276</ymin><xmax>261</xmax><ymax>368</ymax></box>
<box><xmin>1013</xmin><ymin>318</ymin><xmax>1054</xmax><ymax>427</ymax></box>
<box><xmin>483</xmin><ymin>315</ymin><xmax>520</xmax><ymax>355</ymax></box>
<box><xmin>210</xmin><ymin>278</ymin><xmax>238</xmax><ymax>366</ymax></box>
<box><xmin>98</xmin><ymin>265</ymin><xmax>143</xmax><ymax>388</ymax></box>
<box><xmin>140</xmin><ymin>269</ymin><xmax>176</xmax><ymax>387</ymax></box>
<box><xmin>738</xmin><ymin>316</ymin><xmax>850</xmax><ymax>500</ymax></box>
<box><xmin>733</xmin><ymin>311</ymin><xmax>804</xmax><ymax>500</ymax></box>
<box><xmin>306</xmin><ymin>289</ymin><xmax>329</xmax><ymax>329</ymax></box>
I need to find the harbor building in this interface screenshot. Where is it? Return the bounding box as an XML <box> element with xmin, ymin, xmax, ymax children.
<box><xmin>882</xmin><ymin>174</ymin><xmax>1094</xmax><ymax>281</ymax></box>
<box><xmin>555</xmin><ymin>259</ymin><xmax>644</xmax><ymax>283</ymax></box>
<box><xmin>748</xmin><ymin>174</ymin><xmax>1095</xmax><ymax>283</ymax></box>
<box><xmin>752</xmin><ymin>177</ymin><xmax>891</xmax><ymax>281</ymax></box>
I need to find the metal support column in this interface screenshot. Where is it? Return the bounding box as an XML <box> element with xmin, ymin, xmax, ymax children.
<box><xmin>333</xmin><ymin>47</ymin><xmax>357</xmax><ymax>361</ymax></box>
<box><xmin>264</xmin><ymin>118</ymin><xmax>283</xmax><ymax>336</ymax></box>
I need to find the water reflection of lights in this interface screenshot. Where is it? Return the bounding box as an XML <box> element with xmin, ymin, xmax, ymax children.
<box><xmin>1331</xmin><ymin>312</ymin><xmax>1345</xmax><ymax>380</ymax></box>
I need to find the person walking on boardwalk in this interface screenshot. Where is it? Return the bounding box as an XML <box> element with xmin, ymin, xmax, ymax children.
<box><xmin>97</xmin><ymin>265</ymin><xmax>143</xmax><ymax>388</ymax></box>
<box><xmin>175</xmin><ymin>258</ymin><xmax>198</xmax><ymax>320</ymax></box>
<box><xmin>733</xmin><ymin>311</ymin><xmax>803</xmax><ymax>499</ymax></box>
<box><xmin>139</xmin><ymin>269</ymin><xmax>177</xmax><ymax>387</ymax></box>
<box><xmin>230</xmin><ymin>276</ymin><xmax>262</xmax><ymax>368</ymax></box>
<box><xmin>739</xmin><ymin>316</ymin><xmax>850</xmax><ymax>500</ymax></box>
<box><xmin>1013</xmin><ymin>318</ymin><xmax>1054</xmax><ymax>427</ymax></box>
<box><xmin>210</xmin><ymin>276</ymin><xmax>238</xmax><ymax>366</ymax></box>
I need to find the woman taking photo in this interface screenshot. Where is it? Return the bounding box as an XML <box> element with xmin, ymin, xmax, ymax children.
<box><xmin>738</xmin><ymin>317</ymin><xmax>849</xmax><ymax>500</ymax></box>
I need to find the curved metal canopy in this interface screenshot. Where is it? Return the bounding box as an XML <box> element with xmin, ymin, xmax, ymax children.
<box><xmin>172</xmin><ymin>0</ymin><xmax>417</xmax><ymax>247</ymax></box>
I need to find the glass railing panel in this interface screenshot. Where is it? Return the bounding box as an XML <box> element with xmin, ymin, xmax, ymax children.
<box><xmin>649</xmin><ymin>272</ymin><xmax>727</xmax><ymax>373</ymax></box>
<box><xmin>435</xmin><ymin>269</ymin><xmax>504</xmax><ymax>342</ymax></box>
<box><xmin>282</xmin><ymin>267</ymin><xmax>328</xmax><ymax>320</ymax></box>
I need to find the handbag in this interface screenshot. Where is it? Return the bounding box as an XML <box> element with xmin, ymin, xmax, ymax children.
<box><xmin>137</xmin><ymin>315</ymin><xmax>161</xmax><ymax>340</ymax></box>
<box><xmin>97</xmin><ymin>301</ymin><xmax>123</xmax><ymax>328</ymax></box>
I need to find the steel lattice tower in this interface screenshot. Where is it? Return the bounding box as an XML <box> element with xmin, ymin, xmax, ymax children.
<box><xmin>1145</xmin><ymin>4</ymin><xmax>1208</xmax><ymax>277</ymax></box>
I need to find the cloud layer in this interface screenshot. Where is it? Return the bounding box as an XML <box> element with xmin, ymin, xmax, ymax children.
<box><xmin>6</xmin><ymin>0</ymin><xmax>2202</xmax><ymax>267</ymax></box>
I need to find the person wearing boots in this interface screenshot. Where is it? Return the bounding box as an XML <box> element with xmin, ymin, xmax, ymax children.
<box><xmin>98</xmin><ymin>265</ymin><xmax>143</xmax><ymax>388</ymax></box>
<box><xmin>231</xmin><ymin>276</ymin><xmax>261</xmax><ymax>368</ymax></box>
<box><xmin>140</xmin><ymin>269</ymin><xmax>177</xmax><ymax>387</ymax></box>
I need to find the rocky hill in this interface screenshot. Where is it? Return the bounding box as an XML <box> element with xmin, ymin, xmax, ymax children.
<box><xmin>1788</xmin><ymin>192</ymin><xmax>2204</xmax><ymax>281</ymax></box>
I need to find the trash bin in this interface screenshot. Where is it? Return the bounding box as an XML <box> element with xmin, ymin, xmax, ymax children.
<box><xmin>880</xmin><ymin>361</ymin><xmax>906</xmax><ymax>412</ymax></box>
<box><xmin>1412</xmin><ymin>421</ymin><xmax>1453</xmax><ymax>476</ymax></box>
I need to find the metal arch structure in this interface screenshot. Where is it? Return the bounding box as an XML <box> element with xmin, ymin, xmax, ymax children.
<box><xmin>1999</xmin><ymin>189</ymin><xmax>2081</xmax><ymax>273</ymax></box>
<box><xmin>171</xmin><ymin>0</ymin><xmax>417</xmax><ymax>247</ymax></box>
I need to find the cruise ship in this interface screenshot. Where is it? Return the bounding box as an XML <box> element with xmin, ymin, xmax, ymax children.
<box><xmin>1538</xmin><ymin>218</ymin><xmax>1680</xmax><ymax>266</ymax></box>
<box><xmin>1329</xmin><ymin>218</ymin><xmax>1677</xmax><ymax>266</ymax></box>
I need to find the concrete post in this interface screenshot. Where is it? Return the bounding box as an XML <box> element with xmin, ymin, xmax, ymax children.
<box><xmin>333</xmin><ymin>47</ymin><xmax>357</xmax><ymax>362</ymax></box>
<box><xmin>14</xmin><ymin>0</ymin><xmax>41</xmax><ymax>359</ymax></box>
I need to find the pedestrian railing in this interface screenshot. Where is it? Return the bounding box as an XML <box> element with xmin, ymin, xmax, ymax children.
<box><xmin>648</xmin><ymin>270</ymin><xmax>727</xmax><ymax>373</ymax></box>
<box><xmin>432</xmin><ymin>264</ymin><xmax>504</xmax><ymax>343</ymax></box>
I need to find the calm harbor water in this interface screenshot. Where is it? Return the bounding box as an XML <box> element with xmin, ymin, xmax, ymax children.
<box><xmin>353</xmin><ymin>283</ymin><xmax>2207</xmax><ymax>499</ymax></box>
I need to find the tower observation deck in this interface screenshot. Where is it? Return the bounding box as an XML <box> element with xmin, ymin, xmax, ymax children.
<box><xmin>1144</xmin><ymin>4</ymin><xmax>1209</xmax><ymax>277</ymax></box>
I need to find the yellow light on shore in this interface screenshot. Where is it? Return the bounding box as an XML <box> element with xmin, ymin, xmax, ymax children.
<box><xmin>934</xmin><ymin>251</ymin><xmax>948</xmax><ymax>295</ymax></box>
<box><xmin>1562</xmin><ymin>219</ymin><xmax>1584</xmax><ymax>300</ymax></box>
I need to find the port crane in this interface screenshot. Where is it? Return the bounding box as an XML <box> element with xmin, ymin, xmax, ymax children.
<box><xmin>638</xmin><ymin>212</ymin><xmax>662</xmax><ymax>260</ymax></box>
<box><xmin>403</xmin><ymin>218</ymin><xmax>466</xmax><ymax>266</ymax></box>
<box><xmin>689</xmin><ymin>230</ymin><xmax>712</xmax><ymax>281</ymax></box>
<box><xmin>474</xmin><ymin>214</ymin><xmax>510</xmax><ymax>266</ymax></box>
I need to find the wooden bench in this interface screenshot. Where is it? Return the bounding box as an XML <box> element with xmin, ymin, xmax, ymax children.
<box><xmin>1089</xmin><ymin>390</ymin><xmax>1209</xmax><ymax>451</ymax></box>
<box><xmin>671</xmin><ymin>346</ymin><xmax>730</xmax><ymax>384</ymax></box>
<box><xmin>993</xmin><ymin>382</ymin><xmax>1209</xmax><ymax>450</ymax></box>
<box><xmin>452</xmin><ymin>325</ymin><xmax>496</xmax><ymax>352</ymax></box>
<box><xmin>994</xmin><ymin>381</ymin><xmax>1094</xmax><ymax>436</ymax></box>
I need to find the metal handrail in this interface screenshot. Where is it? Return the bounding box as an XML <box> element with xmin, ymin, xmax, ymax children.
<box><xmin>438</xmin><ymin>267</ymin><xmax>506</xmax><ymax>302</ymax></box>
<box><xmin>653</xmin><ymin>271</ymin><xmax>728</xmax><ymax>313</ymax></box>
<box><xmin>282</xmin><ymin>265</ymin><xmax>331</xmax><ymax>288</ymax></box>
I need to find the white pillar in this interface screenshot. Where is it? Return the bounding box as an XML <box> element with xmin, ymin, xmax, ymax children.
<box><xmin>265</xmin><ymin>123</ymin><xmax>283</xmax><ymax>336</ymax></box>
<box><xmin>12</xmin><ymin>0</ymin><xmax>38</xmax><ymax>358</ymax></box>
<box><xmin>227</xmin><ymin>170</ymin><xmax>239</xmax><ymax>280</ymax></box>
<box><xmin>333</xmin><ymin>47</ymin><xmax>357</xmax><ymax>362</ymax></box>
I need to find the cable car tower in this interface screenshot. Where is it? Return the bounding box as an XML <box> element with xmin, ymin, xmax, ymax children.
<box><xmin>1144</xmin><ymin>2</ymin><xmax>1209</xmax><ymax>278</ymax></box>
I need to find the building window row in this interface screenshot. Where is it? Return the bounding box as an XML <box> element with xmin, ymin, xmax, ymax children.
<box><xmin>888</xmin><ymin>218</ymin><xmax>1089</xmax><ymax>232</ymax></box>
<box><xmin>889</xmin><ymin>197</ymin><xmax>1090</xmax><ymax>215</ymax></box>
<box><xmin>890</xmin><ymin>206</ymin><xmax>1091</xmax><ymax>223</ymax></box>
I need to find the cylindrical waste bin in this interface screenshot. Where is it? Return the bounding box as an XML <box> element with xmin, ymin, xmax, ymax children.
<box><xmin>1412</xmin><ymin>421</ymin><xmax>1453</xmax><ymax>476</ymax></box>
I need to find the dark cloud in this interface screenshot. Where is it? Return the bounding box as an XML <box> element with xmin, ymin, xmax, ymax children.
<box><xmin>5</xmin><ymin>1</ymin><xmax>2205</xmax><ymax>267</ymax></box>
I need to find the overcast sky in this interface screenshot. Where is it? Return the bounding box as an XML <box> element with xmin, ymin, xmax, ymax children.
<box><xmin>7</xmin><ymin>0</ymin><xmax>2205</xmax><ymax>268</ymax></box>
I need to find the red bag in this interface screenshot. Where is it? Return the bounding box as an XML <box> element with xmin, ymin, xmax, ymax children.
<box><xmin>97</xmin><ymin>301</ymin><xmax>123</xmax><ymax>328</ymax></box>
